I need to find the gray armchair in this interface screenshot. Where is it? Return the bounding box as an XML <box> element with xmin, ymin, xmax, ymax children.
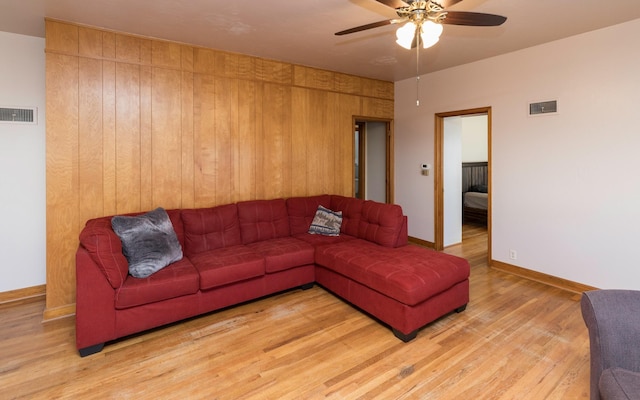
<box><xmin>581</xmin><ymin>290</ymin><xmax>640</xmax><ymax>400</ymax></box>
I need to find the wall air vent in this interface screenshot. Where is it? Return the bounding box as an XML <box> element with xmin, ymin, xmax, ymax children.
<box><xmin>0</xmin><ymin>106</ymin><xmax>37</xmax><ymax>124</ymax></box>
<box><xmin>528</xmin><ymin>100</ymin><xmax>557</xmax><ymax>116</ymax></box>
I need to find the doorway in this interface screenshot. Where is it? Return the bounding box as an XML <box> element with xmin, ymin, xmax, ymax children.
<box><xmin>354</xmin><ymin>119</ymin><xmax>393</xmax><ymax>203</ymax></box>
<box><xmin>434</xmin><ymin>107</ymin><xmax>491</xmax><ymax>262</ymax></box>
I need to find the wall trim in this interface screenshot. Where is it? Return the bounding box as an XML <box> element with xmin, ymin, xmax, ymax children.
<box><xmin>491</xmin><ymin>260</ymin><xmax>598</xmax><ymax>295</ymax></box>
<box><xmin>0</xmin><ymin>284</ymin><xmax>46</xmax><ymax>305</ymax></box>
<box><xmin>408</xmin><ymin>236</ymin><xmax>435</xmax><ymax>249</ymax></box>
<box><xmin>43</xmin><ymin>303</ymin><xmax>76</xmax><ymax>322</ymax></box>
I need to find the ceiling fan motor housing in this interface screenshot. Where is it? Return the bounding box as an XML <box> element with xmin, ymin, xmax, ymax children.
<box><xmin>398</xmin><ymin>1</ymin><xmax>446</xmax><ymax>24</ymax></box>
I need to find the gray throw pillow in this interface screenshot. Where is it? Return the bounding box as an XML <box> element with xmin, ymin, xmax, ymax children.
<box><xmin>111</xmin><ymin>208</ymin><xmax>183</xmax><ymax>278</ymax></box>
<box><xmin>308</xmin><ymin>205</ymin><xmax>342</xmax><ymax>236</ymax></box>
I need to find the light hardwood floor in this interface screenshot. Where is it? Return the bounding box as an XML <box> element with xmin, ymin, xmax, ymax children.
<box><xmin>1</xmin><ymin>224</ymin><xmax>591</xmax><ymax>399</ymax></box>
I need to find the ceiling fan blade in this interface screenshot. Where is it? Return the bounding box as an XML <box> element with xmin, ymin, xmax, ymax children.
<box><xmin>335</xmin><ymin>19</ymin><xmax>396</xmax><ymax>36</ymax></box>
<box><xmin>375</xmin><ymin>0</ymin><xmax>409</xmax><ymax>9</ymax></box>
<box><xmin>441</xmin><ymin>11</ymin><xmax>507</xmax><ymax>26</ymax></box>
<box><xmin>435</xmin><ymin>0</ymin><xmax>464</xmax><ymax>8</ymax></box>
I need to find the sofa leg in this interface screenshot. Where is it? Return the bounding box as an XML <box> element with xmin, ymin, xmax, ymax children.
<box><xmin>300</xmin><ymin>282</ymin><xmax>315</xmax><ymax>290</ymax></box>
<box><xmin>393</xmin><ymin>328</ymin><xmax>418</xmax><ymax>343</ymax></box>
<box><xmin>78</xmin><ymin>343</ymin><xmax>104</xmax><ymax>357</ymax></box>
<box><xmin>455</xmin><ymin>304</ymin><xmax>468</xmax><ymax>313</ymax></box>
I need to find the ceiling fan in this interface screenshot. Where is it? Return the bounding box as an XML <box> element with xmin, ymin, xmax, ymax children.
<box><xmin>335</xmin><ymin>0</ymin><xmax>507</xmax><ymax>49</ymax></box>
<box><xmin>336</xmin><ymin>0</ymin><xmax>506</xmax><ymax>106</ymax></box>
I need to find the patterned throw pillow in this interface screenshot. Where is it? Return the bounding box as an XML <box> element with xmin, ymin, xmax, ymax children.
<box><xmin>308</xmin><ymin>205</ymin><xmax>342</xmax><ymax>236</ymax></box>
<box><xmin>111</xmin><ymin>207</ymin><xmax>183</xmax><ymax>278</ymax></box>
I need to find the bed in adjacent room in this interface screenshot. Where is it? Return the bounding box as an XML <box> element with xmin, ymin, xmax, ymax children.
<box><xmin>462</xmin><ymin>162</ymin><xmax>488</xmax><ymax>224</ymax></box>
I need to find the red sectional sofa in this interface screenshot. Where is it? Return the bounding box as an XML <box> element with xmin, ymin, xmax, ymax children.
<box><xmin>76</xmin><ymin>195</ymin><xmax>470</xmax><ymax>356</ymax></box>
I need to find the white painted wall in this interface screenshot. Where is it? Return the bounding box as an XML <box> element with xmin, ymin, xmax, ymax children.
<box><xmin>0</xmin><ymin>31</ymin><xmax>46</xmax><ymax>292</ymax></box>
<box><xmin>395</xmin><ymin>18</ymin><xmax>640</xmax><ymax>290</ymax></box>
<box><xmin>443</xmin><ymin>117</ymin><xmax>462</xmax><ymax>246</ymax></box>
<box><xmin>365</xmin><ymin>122</ymin><xmax>387</xmax><ymax>203</ymax></box>
<box><xmin>462</xmin><ymin>115</ymin><xmax>488</xmax><ymax>162</ymax></box>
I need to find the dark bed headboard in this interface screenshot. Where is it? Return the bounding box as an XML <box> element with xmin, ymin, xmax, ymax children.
<box><xmin>462</xmin><ymin>162</ymin><xmax>488</xmax><ymax>192</ymax></box>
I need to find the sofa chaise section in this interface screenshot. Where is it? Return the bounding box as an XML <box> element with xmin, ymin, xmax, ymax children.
<box><xmin>314</xmin><ymin>202</ymin><xmax>469</xmax><ymax>341</ymax></box>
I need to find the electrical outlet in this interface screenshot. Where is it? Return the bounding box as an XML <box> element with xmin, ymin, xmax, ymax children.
<box><xmin>509</xmin><ymin>249</ymin><xmax>517</xmax><ymax>260</ymax></box>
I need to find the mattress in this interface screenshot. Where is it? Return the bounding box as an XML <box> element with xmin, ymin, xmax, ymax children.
<box><xmin>464</xmin><ymin>192</ymin><xmax>488</xmax><ymax>210</ymax></box>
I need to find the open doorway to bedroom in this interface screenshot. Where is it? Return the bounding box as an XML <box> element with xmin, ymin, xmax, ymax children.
<box><xmin>434</xmin><ymin>107</ymin><xmax>491</xmax><ymax>262</ymax></box>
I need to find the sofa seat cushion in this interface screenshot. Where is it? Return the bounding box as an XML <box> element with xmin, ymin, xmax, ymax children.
<box><xmin>315</xmin><ymin>240</ymin><xmax>470</xmax><ymax>306</ymax></box>
<box><xmin>190</xmin><ymin>245</ymin><xmax>265</xmax><ymax>290</ymax></box>
<box><xmin>599</xmin><ymin>367</ymin><xmax>640</xmax><ymax>400</ymax></box>
<box><xmin>246</xmin><ymin>237</ymin><xmax>315</xmax><ymax>273</ymax></box>
<box><xmin>292</xmin><ymin>232</ymin><xmax>357</xmax><ymax>247</ymax></box>
<box><xmin>115</xmin><ymin>258</ymin><xmax>199</xmax><ymax>309</ymax></box>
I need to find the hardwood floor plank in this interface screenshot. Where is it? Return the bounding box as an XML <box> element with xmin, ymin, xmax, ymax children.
<box><xmin>0</xmin><ymin>225</ymin><xmax>590</xmax><ymax>399</ymax></box>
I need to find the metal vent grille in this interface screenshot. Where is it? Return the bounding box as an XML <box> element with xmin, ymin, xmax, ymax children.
<box><xmin>529</xmin><ymin>100</ymin><xmax>557</xmax><ymax>115</ymax></box>
<box><xmin>0</xmin><ymin>107</ymin><xmax>37</xmax><ymax>124</ymax></box>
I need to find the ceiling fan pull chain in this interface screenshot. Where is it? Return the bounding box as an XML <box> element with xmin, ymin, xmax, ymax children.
<box><xmin>416</xmin><ymin>28</ymin><xmax>420</xmax><ymax>107</ymax></box>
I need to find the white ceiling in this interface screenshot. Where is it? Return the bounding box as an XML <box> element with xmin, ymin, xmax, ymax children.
<box><xmin>2</xmin><ymin>0</ymin><xmax>640</xmax><ymax>82</ymax></box>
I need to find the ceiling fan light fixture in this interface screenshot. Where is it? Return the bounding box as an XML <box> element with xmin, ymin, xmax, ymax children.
<box><xmin>396</xmin><ymin>22</ymin><xmax>417</xmax><ymax>49</ymax></box>
<box><xmin>395</xmin><ymin>20</ymin><xmax>443</xmax><ymax>50</ymax></box>
<box><xmin>420</xmin><ymin>20</ymin><xmax>443</xmax><ymax>49</ymax></box>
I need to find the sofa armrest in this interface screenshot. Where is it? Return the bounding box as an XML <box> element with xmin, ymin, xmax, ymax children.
<box><xmin>581</xmin><ymin>290</ymin><xmax>640</xmax><ymax>400</ymax></box>
<box><xmin>76</xmin><ymin>246</ymin><xmax>118</xmax><ymax>353</ymax></box>
<box><xmin>395</xmin><ymin>216</ymin><xmax>408</xmax><ymax>247</ymax></box>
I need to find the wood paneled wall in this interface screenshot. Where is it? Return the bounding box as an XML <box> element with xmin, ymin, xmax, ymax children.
<box><xmin>44</xmin><ymin>20</ymin><xmax>394</xmax><ymax>319</ymax></box>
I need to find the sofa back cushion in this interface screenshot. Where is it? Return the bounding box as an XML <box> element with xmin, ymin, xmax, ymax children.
<box><xmin>286</xmin><ymin>195</ymin><xmax>332</xmax><ymax>235</ymax></box>
<box><xmin>165</xmin><ymin>209</ymin><xmax>185</xmax><ymax>249</ymax></box>
<box><xmin>79</xmin><ymin>217</ymin><xmax>129</xmax><ymax>288</ymax></box>
<box><xmin>358</xmin><ymin>200</ymin><xmax>406</xmax><ymax>247</ymax></box>
<box><xmin>181</xmin><ymin>204</ymin><xmax>242</xmax><ymax>256</ymax></box>
<box><xmin>237</xmin><ymin>199</ymin><xmax>290</xmax><ymax>244</ymax></box>
<box><xmin>330</xmin><ymin>195</ymin><xmax>363</xmax><ymax>237</ymax></box>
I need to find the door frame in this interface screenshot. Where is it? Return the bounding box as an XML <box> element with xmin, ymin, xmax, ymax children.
<box><xmin>353</xmin><ymin>117</ymin><xmax>394</xmax><ymax>203</ymax></box>
<box><xmin>434</xmin><ymin>107</ymin><xmax>491</xmax><ymax>261</ymax></box>
<box><xmin>355</xmin><ymin>121</ymin><xmax>366</xmax><ymax>200</ymax></box>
